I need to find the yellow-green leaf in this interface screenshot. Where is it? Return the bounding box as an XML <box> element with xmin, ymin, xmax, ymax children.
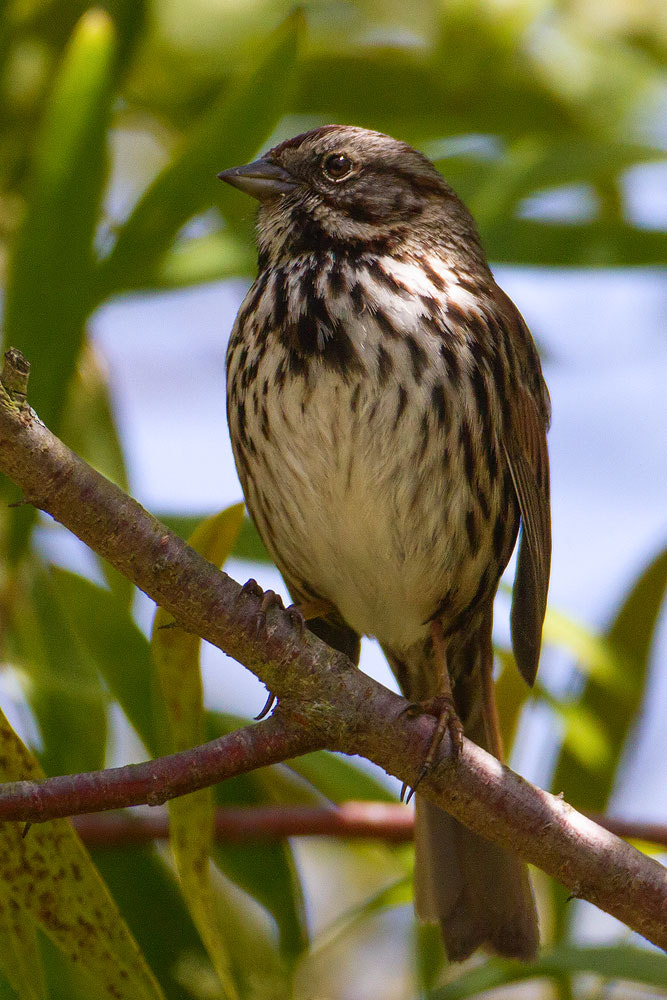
<box><xmin>151</xmin><ymin>503</ymin><xmax>244</xmax><ymax>1000</ymax></box>
<box><xmin>494</xmin><ymin>647</ymin><xmax>533</xmax><ymax>756</ymax></box>
<box><xmin>0</xmin><ymin>709</ymin><xmax>163</xmax><ymax>1000</ymax></box>
<box><xmin>2</xmin><ymin>8</ymin><xmax>117</xmax><ymax>562</ymax></box>
<box><xmin>96</xmin><ymin>11</ymin><xmax>303</xmax><ymax>298</ymax></box>
<box><xmin>0</xmin><ymin>885</ymin><xmax>45</xmax><ymax>1000</ymax></box>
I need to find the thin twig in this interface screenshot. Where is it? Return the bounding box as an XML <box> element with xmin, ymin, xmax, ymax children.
<box><xmin>69</xmin><ymin>805</ymin><xmax>667</xmax><ymax>849</ymax></box>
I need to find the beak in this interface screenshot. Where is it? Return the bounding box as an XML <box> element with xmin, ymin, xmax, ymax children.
<box><xmin>217</xmin><ymin>157</ymin><xmax>296</xmax><ymax>202</ymax></box>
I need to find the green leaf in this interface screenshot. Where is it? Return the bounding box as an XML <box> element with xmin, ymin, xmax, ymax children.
<box><xmin>11</xmin><ymin>563</ymin><xmax>107</xmax><ymax>776</ymax></box>
<box><xmin>96</xmin><ymin>11</ymin><xmax>303</xmax><ymax>298</ymax></box>
<box><xmin>0</xmin><ymin>710</ymin><xmax>164</xmax><ymax>1000</ymax></box>
<box><xmin>58</xmin><ymin>346</ymin><xmax>132</xmax><ymax>607</ymax></box>
<box><xmin>158</xmin><ymin>513</ymin><xmax>272</xmax><ymax>564</ymax></box>
<box><xmin>287</xmin><ymin>751</ymin><xmax>396</xmax><ymax>804</ymax></box>
<box><xmin>92</xmin><ymin>846</ymin><xmax>210</xmax><ymax>1000</ymax></box>
<box><xmin>482</xmin><ymin>218</ymin><xmax>666</xmax><ymax>266</ymax></box>
<box><xmin>155</xmin><ymin>232</ymin><xmax>256</xmax><ymax>289</ymax></box>
<box><xmin>0</xmin><ymin>886</ymin><xmax>45</xmax><ymax>1000</ymax></box>
<box><xmin>459</xmin><ymin>138</ymin><xmax>663</xmax><ymax>229</ymax></box>
<box><xmin>552</xmin><ymin>542</ymin><xmax>667</xmax><ymax>812</ymax></box>
<box><xmin>542</xmin><ymin>607</ymin><xmax>632</xmax><ymax>697</ymax></box>
<box><xmin>429</xmin><ymin>945</ymin><xmax>667</xmax><ymax>998</ymax></box>
<box><xmin>550</xmin><ymin>544</ymin><xmax>667</xmax><ymax>937</ymax></box>
<box><xmin>2</xmin><ymin>10</ymin><xmax>117</xmax><ymax>561</ymax></box>
<box><xmin>540</xmin><ymin>691</ymin><xmax>612</xmax><ymax>772</ymax></box>
<box><xmin>205</xmin><ymin>713</ymin><xmax>309</xmax><ymax>960</ymax></box>
<box><xmin>152</xmin><ymin>505</ymin><xmax>245</xmax><ymax>999</ymax></box>
<box><xmin>492</xmin><ymin>647</ymin><xmax>532</xmax><ymax>757</ymax></box>
<box><xmin>50</xmin><ymin>568</ymin><xmax>169</xmax><ymax>759</ymax></box>
<box><xmin>2</xmin><ymin>9</ymin><xmax>115</xmax><ymax>425</ymax></box>
<box><xmin>311</xmin><ymin>875</ymin><xmax>412</xmax><ymax>956</ymax></box>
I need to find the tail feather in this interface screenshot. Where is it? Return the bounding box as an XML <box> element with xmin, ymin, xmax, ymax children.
<box><xmin>385</xmin><ymin>610</ymin><xmax>539</xmax><ymax>961</ymax></box>
<box><xmin>414</xmin><ymin>796</ymin><xmax>538</xmax><ymax>961</ymax></box>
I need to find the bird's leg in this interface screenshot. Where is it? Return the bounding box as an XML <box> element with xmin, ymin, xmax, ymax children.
<box><xmin>479</xmin><ymin>606</ymin><xmax>504</xmax><ymax>762</ymax></box>
<box><xmin>289</xmin><ymin>597</ymin><xmax>336</xmax><ymax>621</ymax></box>
<box><xmin>401</xmin><ymin>621</ymin><xmax>464</xmax><ymax>801</ymax></box>
<box><xmin>284</xmin><ymin>596</ymin><xmax>336</xmax><ymax>637</ymax></box>
<box><xmin>426</xmin><ymin>619</ymin><xmax>464</xmax><ymax>758</ymax></box>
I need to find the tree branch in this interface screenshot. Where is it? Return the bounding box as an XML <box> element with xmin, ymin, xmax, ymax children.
<box><xmin>0</xmin><ymin>348</ymin><xmax>665</xmax><ymax>950</ymax></box>
<box><xmin>69</xmin><ymin>806</ymin><xmax>667</xmax><ymax>850</ymax></box>
<box><xmin>0</xmin><ymin>715</ymin><xmax>320</xmax><ymax>819</ymax></box>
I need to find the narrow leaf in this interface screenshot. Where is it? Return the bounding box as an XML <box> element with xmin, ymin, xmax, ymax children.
<box><xmin>58</xmin><ymin>346</ymin><xmax>132</xmax><ymax>606</ymax></box>
<box><xmin>205</xmin><ymin>714</ymin><xmax>313</xmax><ymax>958</ymax></box>
<box><xmin>430</xmin><ymin>945</ymin><xmax>667</xmax><ymax>998</ymax></box>
<box><xmin>11</xmin><ymin>563</ymin><xmax>107</xmax><ymax>776</ymax></box>
<box><xmin>152</xmin><ymin>505</ymin><xmax>244</xmax><ymax>999</ymax></box>
<box><xmin>50</xmin><ymin>569</ymin><xmax>169</xmax><ymax>759</ymax></box>
<box><xmin>0</xmin><ymin>885</ymin><xmax>45</xmax><ymax>1000</ymax></box>
<box><xmin>2</xmin><ymin>9</ymin><xmax>115</xmax><ymax>424</ymax></box>
<box><xmin>552</xmin><ymin>542</ymin><xmax>667</xmax><ymax>811</ymax></box>
<box><xmin>288</xmin><ymin>751</ymin><xmax>396</xmax><ymax>804</ymax></box>
<box><xmin>96</xmin><ymin>11</ymin><xmax>303</xmax><ymax>297</ymax></box>
<box><xmin>93</xmin><ymin>846</ymin><xmax>212</xmax><ymax>1000</ymax></box>
<box><xmin>2</xmin><ymin>9</ymin><xmax>117</xmax><ymax>560</ymax></box>
<box><xmin>0</xmin><ymin>710</ymin><xmax>164</xmax><ymax>1000</ymax></box>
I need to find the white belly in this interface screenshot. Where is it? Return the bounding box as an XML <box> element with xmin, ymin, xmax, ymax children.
<box><xmin>240</xmin><ymin>369</ymin><xmax>484</xmax><ymax>651</ymax></box>
<box><xmin>226</xmin><ymin>253</ymin><xmax>503</xmax><ymax>653</ymax></box>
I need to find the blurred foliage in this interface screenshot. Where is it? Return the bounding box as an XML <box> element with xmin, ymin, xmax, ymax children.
<box><xmin>0</xmin><ymin>0</ymin><xmax>666</xmax><ymax>997</ymax></box>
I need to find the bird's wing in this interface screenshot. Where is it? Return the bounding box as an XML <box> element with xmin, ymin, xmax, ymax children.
<box><xmin>492</xmin><ymin>284</ymin><xmax>551</xmax><ymax>687</ymax></box>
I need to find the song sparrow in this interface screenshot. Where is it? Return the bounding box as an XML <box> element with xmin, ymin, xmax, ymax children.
<box><xmin>219</xmin><ymin>125</ymin><xmax>551</xmax><ymax>961</ymax></box>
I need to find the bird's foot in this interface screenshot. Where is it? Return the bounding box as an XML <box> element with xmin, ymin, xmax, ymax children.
<box><xmin>400</xmin><ymin>694</ymin><xmax>464</xmax><ymax>804</ymax></box>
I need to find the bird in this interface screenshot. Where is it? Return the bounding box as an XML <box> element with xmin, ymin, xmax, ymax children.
<box><xmin>219</xmin><ymin>124</ymin><xmax>551</xmax><ymax>962</ymax></box>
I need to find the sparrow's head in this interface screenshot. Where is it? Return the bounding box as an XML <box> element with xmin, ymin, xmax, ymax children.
<box><xmin>218</xmin><ymin>125</ymin><xmax>485</xmax><ymax>266</ymax></box>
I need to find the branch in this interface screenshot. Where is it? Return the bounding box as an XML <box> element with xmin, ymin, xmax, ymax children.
<box><xmin>0</xmin><ymin>715</ymin><xmax>320</xmax><ymax>819</ymax></box>
<box><xmin>0</xmin><ymin>348</ymin><xmax>665</xmax><ymax>950</ymax></box>
<box><xmin>69</xmin><ymin>806</ymin><xmax>667</xmax><ymax>850</ymax></box>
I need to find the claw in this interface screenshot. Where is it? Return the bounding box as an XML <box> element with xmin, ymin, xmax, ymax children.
<box><xmin>401</xmin><ymin>782</ymin><xmax>417</xmax><ymax>806</ymax></box>
<box><xmin>255</xmin><ymin>691</ymin><xmax>277</xmax><ymax>720</ymax></box>
<box><xmin>254</xmin><ymin>589</ymin><xmax>284</xmax><ymax>636</ymax></box>
<box><xmin>400</xmin><ymin>692</ymin><xmax>464</xmax><ymax>795</ymax></box>
<box><xmin>286</xmin><ymin>604</ymin><xmax>306</xmax><ymax>637</ymax></box>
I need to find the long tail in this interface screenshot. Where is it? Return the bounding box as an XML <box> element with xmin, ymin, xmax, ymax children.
<box><xmin>413</xmin><ymin>740</ymin><xmax>538</xmax><ymax>960</ymax></box>
<box><xmin>385</xmin><ymin>612</ymin><xmax>539</xmax><ymax>962</ymax></box>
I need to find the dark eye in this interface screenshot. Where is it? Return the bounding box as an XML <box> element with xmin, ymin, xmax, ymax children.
<box><xmin>322</xmin><ymin>152</ymin><xmax>354</xmax><ymax>181</ymax></box>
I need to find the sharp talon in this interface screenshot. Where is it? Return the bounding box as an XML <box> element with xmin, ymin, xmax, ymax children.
<box><xmin>254</xmin><ymin>589</ymin><xmax>284</xmax><ymax>635</ymax></box>
<box><xmin>22</xmin><ymin>822</ymin><xmax>32</xmax><ymax>839</ymax></box>
<box><xmin>255</xmin><ymin>692</ymin><xmax>277</xmax><ymax>720</ymax></box>
<box><xmin>404</xmin><ymin>785</ymin><xmax>416</xmax><ymax>806</ymax></box>
<box><xmin>286</xmin><ymin>604</ymin><xmax>306</xmax><ymax>636</ymax></box>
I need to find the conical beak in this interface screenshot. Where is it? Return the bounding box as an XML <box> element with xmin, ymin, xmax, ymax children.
<box><xmin>217</xmin><ymin>158</ymin><xmax>296</xmax><ymax>202</ymax></box>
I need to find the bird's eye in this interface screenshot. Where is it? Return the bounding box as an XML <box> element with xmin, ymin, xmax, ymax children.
<box><xmin>322</xmin><ymin>152</ymin><xmax>354</xmax><ymax>181</ymax></box>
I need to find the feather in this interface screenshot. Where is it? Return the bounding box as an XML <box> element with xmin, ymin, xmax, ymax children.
<box><xmin>492</xmin><ymin>286</ymin><xmax>551</xmax><ymax>687</ymax></box>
